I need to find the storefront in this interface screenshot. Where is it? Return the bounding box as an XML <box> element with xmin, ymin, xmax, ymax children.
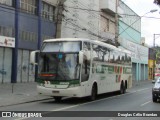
<box><xmin>17</xmin><ymin>49</ymin><xmax>35</xmax><ymax>83</ymax></box>
<box><xmin>120</xmin><ymin>39</ymin><xmax>149</xmax><ymax>82</ymax></box>
<box><xmin>0</xmin><ymin>0</ymin><xmax>56</xmax><ymax>83</ymax></box>
<box><xmin>0</xmin><ymin>36</ymin><xmax>14</xmax><ymax>83</ymax></box>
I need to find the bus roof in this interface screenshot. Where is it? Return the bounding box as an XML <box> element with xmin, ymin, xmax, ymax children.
<box><xmin>43</xmin><ymin>38</ymin><xmax>131</xmax><ymax>54</ymax></box>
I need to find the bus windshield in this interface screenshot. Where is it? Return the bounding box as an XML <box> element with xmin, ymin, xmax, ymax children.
<box><xmin>38</xmin><ymin>52</ymin><xmax>80</xmax><ymax>81</ymax></box>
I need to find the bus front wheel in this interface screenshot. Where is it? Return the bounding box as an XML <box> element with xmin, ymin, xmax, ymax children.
<box><xmin>54</xmin><ymin>96</ymin><xmax>62</xmax><ymax>102</ymax></box>
<box><xmin>90</xmin><ymin>84</ymin><xmax>97</xmax><ymax>101</ymax></box>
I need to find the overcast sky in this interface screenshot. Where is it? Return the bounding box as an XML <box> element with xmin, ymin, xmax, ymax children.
<box><xmin>121</xmin><ymin>0</ymin><xmax>160</xmax><ymax>47</ymax></box>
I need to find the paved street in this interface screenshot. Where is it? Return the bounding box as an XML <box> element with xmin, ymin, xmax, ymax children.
<box><xmin>0</xmin><ymin>80</ymin><xmax>153</xmax><ymax>107</ymax></box>
<box><xmin>0</xmin><ymin>80</ymin><xmax>160</xmax><ymax>120</ymax></box>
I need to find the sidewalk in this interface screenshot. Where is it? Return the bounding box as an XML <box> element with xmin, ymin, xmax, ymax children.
<box><xmin>0</xmin><ymin>82</ymin><xmax>52</xmax><ymax>107</ymax></box>
<box><xmin>128</xmin><ymin>80</ymin><xmax>153</xmax><ymax>92</ymax></box>
<box><xmin>0</xmin><ymin>80</ymin><xmax>153</xmax><ymax>107</ymax></box>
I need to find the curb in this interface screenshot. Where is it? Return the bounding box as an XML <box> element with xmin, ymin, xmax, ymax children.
<box><xmin>0</xmin><ymin>98</ymin><xmax>53</xmax><ymax>107</ymax></box>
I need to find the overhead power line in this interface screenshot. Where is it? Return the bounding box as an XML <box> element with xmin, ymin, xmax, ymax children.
<box><xmin>63</xmin><ymin>17</ymin><xmax>114</xmax><ymax>43</ymax></box>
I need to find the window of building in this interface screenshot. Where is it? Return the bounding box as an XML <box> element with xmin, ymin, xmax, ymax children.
<box><xmin>0</xmin><ymin>25</ymin><xmax>14</xmax><ymax>37</ymax></box>
<box><xmin>0</xmin><ymin>0</ymin><xmax>12</xmax><ymax>6</ymax></box>
<box><xmin>0</xmin><ymin>26</ymin><xmax>2</xmax><ymax>35</ymax></box>
<box><xmin>109</xmin><ymin>20</ymin><xmax>115</xmax><ymax>34</ymax></box>
<box><xmin>30</xmin><ymin>32</ymin><xmax>34</xmax><ymax>41</ymax></box>
<box><xmin>1</xmin><ymin>26</ymin><xmax>6</xmax><ymax>36</ymax></box>
<box><xmin>5</xmin><ymin>27</ymin><xmax>12</xmax><ymax>37</ymax></box>
<box><xmin>101</xmin><ymin>16</ymin><xmax>109</xmax><ymax>32</ymax></box>
<box><xmin>42</xmin><ymin>2</ymin><xmax>55</xmax><ymax>21</ymax></box>
<box><xmin>20</xmin><ymin>0</ymin><xmax>37</xmax><ymax>14</ymax></box>
<box><xmin>12</xmin><ymin>28</ymin><xmax>15</xmax><ymax>37</ymax></box>
<box><xmin>19</xmin><ymin>30</ymin><xmax>37</xmax><ymax>42</ymax></box>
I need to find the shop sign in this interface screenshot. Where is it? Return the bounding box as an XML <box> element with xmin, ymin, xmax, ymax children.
<box><xmin>120</xmin><ymin>38</ymin><xmax>148</xmax><ymax>63</ymax></box>
<box><xmin>0</xmin><ymin>36</ymin><xmax>15</xmax><ymax>48</ymax></box>
<box><xmin>127</xmin><ymin>41</ymin><xmax>148</xmax><ymax>61</ymax></box>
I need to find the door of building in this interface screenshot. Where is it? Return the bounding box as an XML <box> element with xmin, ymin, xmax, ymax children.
<box><xmin>132</xmin><ymin>63</ymin><xmax>136</xmax><ymax>81</ymax></box>
<box><xmin>141</xmin><ymin>64</ymin><xmax>144</xmax><ymax>81</ymax></box>
<box><xmin>0</xmin><ymin>47</ymin><xmax>12</xmax><ymax>83</ymax></box>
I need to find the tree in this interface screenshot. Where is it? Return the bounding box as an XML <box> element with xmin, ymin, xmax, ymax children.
<box><xmin>154</xmin><ymin>0</ymin><xmax>160</xmax><ymax>5</ymax></box>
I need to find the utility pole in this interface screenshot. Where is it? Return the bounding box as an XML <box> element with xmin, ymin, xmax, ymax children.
<box><xmin>153</xmin><ymin>33</ymin><xmax>160</xmax><ymax>80</ymax></box>
<box><xmin>115</xmin><ymin>0</ymin><xmax>119</xmax><ymax>47</ymax></box>
<box><xmin>153</xmin><ymin>34</ymin><xmax>156</xmax><ymax>80</ymax></box>
<box><xmin>55</xmin><ymin>0</ymin><xmax>66</xmax><ymax>38</ymax></box>
<box><xmin>11</xmin><ymin>0</ymin><xmax>19</xmax><ymax>83</ymax></box>
<box><xmin>153</xmin><ymin>34</ymin><xmax>155</xmax><ymax>80</ymax></box>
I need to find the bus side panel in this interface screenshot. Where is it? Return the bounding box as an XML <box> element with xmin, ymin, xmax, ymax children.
<box><xmin>90</xmin><ymin>62</ymin><xmax>132</xmax><ymax>95</ymax></box>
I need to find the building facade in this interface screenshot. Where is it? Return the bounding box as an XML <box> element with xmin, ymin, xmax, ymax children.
<box><xmin>0</xmin><ymin>0</ymin><xmax>56</xmax><ymax>83</ymax></box>
<box><xmin>119</xmin><ymin>1</ymin><xmax>148</xmax><ymax>81</ymax></box>
<box><xmin>61</xmin><ymin>0</ymin><xmax>100</xmax><ymax>40</ymax></box>
<box><xmin>59</xmin><ymin>0</ymin><xmax>123</xmax><ymax>44</ymax></box>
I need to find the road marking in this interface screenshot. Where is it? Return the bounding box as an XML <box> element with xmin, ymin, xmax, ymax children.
<box><xmin>140</xmin><ymin>101</ymin><xmax>151</xmax><ymax>106</ymax></box>
<box><xmin>136</xmin><ymin>88</ymin><xmax>151</xmax><ymax>92</ymax></box>
<box><xmin>51</xmin><ymin>104</ymin><xmax>80</xmax><ymax>111</ymax></box>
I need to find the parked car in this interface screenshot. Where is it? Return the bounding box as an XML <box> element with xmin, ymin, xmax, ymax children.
<box><xmin>152</xmin><ymin>73</ymin><xmax>160</xmax><ymax>83</ymax></box>
<box><xmin>152</xmin><ymin>77</ymin><xmax>160</xmax><ymax>102</ymax></box>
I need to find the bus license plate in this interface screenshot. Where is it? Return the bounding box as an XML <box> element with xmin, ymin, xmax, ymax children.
<box><xmin>52</xmin><ymin>91</ymin><xmax>59</xmax><ymax>93</ymax></box>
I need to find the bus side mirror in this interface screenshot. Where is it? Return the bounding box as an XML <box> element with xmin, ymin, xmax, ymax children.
<box><xmin>85</xmin><ymin>51</ymin><xmax>90</xmax><ymax>61</ymax></box>
<box><xmin>79</xmin><ymin>51</ymin><xmax>84</xmax><ymax>64</ymax></box>
<box><xmin>30</xmin><ymin>50</ymin><xmax>40</xmax><ymax>65</ymax></box>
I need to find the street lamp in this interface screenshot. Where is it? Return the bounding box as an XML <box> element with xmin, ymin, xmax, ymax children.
<box><xmin>119</xmin><ymin>9</ymin><xmax>158</xmax><ymax>36</ymax></box>
<box><xmin>149</xmin><ymin>9</ymin><xmax>158</xmax><ymax>13</ymax></box>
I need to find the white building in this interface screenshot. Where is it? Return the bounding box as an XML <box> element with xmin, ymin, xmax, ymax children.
<box><xmin>58</xmin><ymin>0</ymin><xmax>123</xmax><ymax>44</ymax></box>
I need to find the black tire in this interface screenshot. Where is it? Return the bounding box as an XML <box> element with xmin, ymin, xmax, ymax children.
<box><xmin>125</xmin><ymin>81</ymin><xmax>127</xmax><ymax>89</ymax></box>
<box><xmin>90</xmin><ymin>85</ymin><xmax>97</xmax><ymax>101</ymax></box>
<box><xmin>123</xmin><ymin>86</ymin><xmax>126</xmax><ymax>94</ymax></box>
<box><xmin>120</xmin><ymin>82</ymin><xmax>125</xmax><ymax>94</ymax></box>
<box><xmin>152</xmin><ymin>95</ymin><xmax>157</xmax><ymax>102</ymax></box>
<box><xmin>54</xmin><ymin>96</ymin><xmax>62</xmax><ymax>102</ymax></box>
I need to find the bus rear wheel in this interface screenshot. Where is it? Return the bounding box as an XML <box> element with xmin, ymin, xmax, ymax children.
<box><xmin>90</xmin><ymin>84</ymin><xmax>97</xmax><ymax>101</ymax></box>
<box><xmin>54</xmin><ymin>96</ymin><xmax>62</xmax><ymax>102</ymax></box>
<box><xmin>120</xmin><ymin>82</ymin><xmax>126</xmax><ymax>94</ymax></box>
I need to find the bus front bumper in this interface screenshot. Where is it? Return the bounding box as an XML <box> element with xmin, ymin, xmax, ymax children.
<box><xmin>37</xmin><ymin>85</ymin><xmax>83</xmax><ymax>97</ymax></box>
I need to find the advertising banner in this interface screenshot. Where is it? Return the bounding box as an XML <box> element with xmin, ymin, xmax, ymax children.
<box><xmin>0</xmin><ymin>36</ymin><xmax>15</xmax><ymax>48</ymax></box>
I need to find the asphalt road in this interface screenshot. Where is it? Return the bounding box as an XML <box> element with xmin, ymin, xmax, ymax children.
<box><xmin>0</xmin><ymin>82</ymin><xmax>160</xmax><ymax>120</ymax></box>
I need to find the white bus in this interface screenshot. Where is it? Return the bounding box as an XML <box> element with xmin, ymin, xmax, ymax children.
<box><xmin>30</xmin><ymin>38</ymin><xmax>132</xmax><ymax>101</ymax></box>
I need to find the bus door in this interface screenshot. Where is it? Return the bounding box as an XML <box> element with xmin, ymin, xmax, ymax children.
<box><xmin>80</xmin><ymin>42</ymin><xmax>91</xmax><ymax>96</ymax></box>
